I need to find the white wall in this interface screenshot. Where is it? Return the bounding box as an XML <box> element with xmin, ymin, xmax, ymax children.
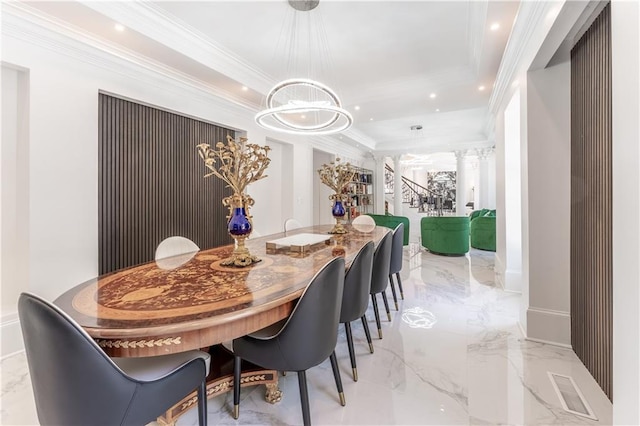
<box><xmin>500</xmin><ymin>90</ymin><xmax>523</xmax><ymax>294</ymax></box>
<box><xmin>487</xmin><ymin>152</ymin><xmax>496</xmax><ymax>208</ymax></box>
<box><xmin>0</xmin><ymin>16</ymin><xmax>366</xmax><ymax>356</ymax></box>
<box><xmin>248</xmin><ymin>137</ymin><xmax>294</xmax><ymax>236</ymax></box>
<box><xmin>1</xmin><ymin>64</ymin><xmax>30</xmax><ymax>356</ymax></box>
<box><xmin>494</xmin><ymin>111</ymin><xmax>506</xmax><ymax>289</ymax></box>
<box><xmin>611</xmin><ymin>1</ymin><xmax>640</xmax><ymax>423</ymax></box>
<box><xmin>312</xmin><ymin>149</ymin><xmax>334</xmax><ymax>226</ymax></box>
<box><xmin>524</xmin><ymin>60</ymin><xmax>571</xmax><ymax>346</ymax></box>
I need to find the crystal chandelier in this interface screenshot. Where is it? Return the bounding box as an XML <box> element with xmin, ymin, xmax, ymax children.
<box><xmin>255</xmin><ymin>0</ymin><xmax>353</xmax><ymax>135</ymax></box>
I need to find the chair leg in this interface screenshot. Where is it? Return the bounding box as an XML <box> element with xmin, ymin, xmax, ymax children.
<box><xmin>297</xmin><ymin>370</ymin><xmax>311</xmax><ymax>426</ymax></box>
<box><xmin>360</xmin><ymin>315</ymin><xmax>374</xmax><ymax>353</ymax></box>
<box><xmin>388</xmin><ymin>274</ymin><xmax>399</xmax><ymax>310</ymax></box>
<box><xmin>197</xmin><ymin>379</ymin><xmax>207</xmax><ymax>426</ymax></box>
<box><xmin>396</xmin><ymin>272</ymin><xmax>404</xmax><ymax>299</ymax></box>
<box><xmin>371</xmin><ymin>294</ymin><xmax>382</xmax><ymax>339</ymax></box>
<box><xmin>344</xmin><ymin>322</ymin><xmax>357</xmax><ymax>381</ymax></box>
<box><xmin>233</xmin><ymin>355</ymin><xmax>241</xmax><ymax>419</ymax></box>
<box><xmin>381</xmin><ymin>292</ymin><xmax>392</xmax><ymax>322</ymax></box>
<box><xmin>329</xmin><ymin>351</ymin><xmax>346</xmax><ymax>406</ymax></box>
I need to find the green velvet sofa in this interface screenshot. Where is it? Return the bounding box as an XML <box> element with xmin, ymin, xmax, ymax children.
<box><xmin>469</xmin><ymin>209</ymin><xmax>496</xmax><ymax>251</ymax></box>
<box><xmin>366</xmin><ymin>214</ymin><xmax>410</xmax><ymax>245</ymax></box>
<box><xmin>420</xmin><ymin>216</ymin><xmax>470</xmax><ymax>255</ymax></box>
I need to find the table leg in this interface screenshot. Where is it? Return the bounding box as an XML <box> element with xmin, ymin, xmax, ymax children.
<box><xmin>157</xmin><ymin>345</ymin><xmax>280</xmax><ymax>424</ymax></box>
<box><xmin>265</xmin><ymin>381</ymin><xmax>283</xmax><ymax>403</ymax></box>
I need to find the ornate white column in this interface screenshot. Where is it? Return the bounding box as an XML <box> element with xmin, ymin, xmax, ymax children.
<box><xmin>393</xmin><ymin>155</ymin><xmax>403</xmax><ymax>216</ymax></box>
<box><xmin>455</xmin><ymin>150</ymin><xmax>467</xmax><ymax>216</ymax></box>
<box><xmin>373</xmin><ymin>155</ymin><xmax>386</xmax><ymax>214</ymax></box>
<box><xmin>476</xmin><ymin>147</ymin><xmax>493</xmax><ymax>209</ymax></box>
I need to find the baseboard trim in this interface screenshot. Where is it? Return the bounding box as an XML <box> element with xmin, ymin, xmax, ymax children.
<box><xmin>526</xmin><ymin>335</ymin><xmax>573</xmax><ymax>349</ymax></box>
<box><xmin>527</xmin><ymin>307</ymin><xmax>571</xmax><ymax>346</ymax></box>
<box><xmin>1</xmin><ymin>313</ymin><xmax>24</xmax><ymax>358</ymax></box>
<box><xmin>503</xmin><ymin>269</ymin><xmax>522</xmax><ymax>293</ymax></box>
<box><xmin>494</xmin><ymin>254</ymin><xmax>506</xmax><ymax>289</ymax></box>
<box><xmin>495</xmin><ymin>254</ymin><xmax>523</xmax><ymax>292</ymax></box>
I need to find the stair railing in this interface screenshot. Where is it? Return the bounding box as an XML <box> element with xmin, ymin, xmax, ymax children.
<box><xmin>385</xmin><ymin>164</ymin><xmax>437</xmax><ymax>205</ymax></box>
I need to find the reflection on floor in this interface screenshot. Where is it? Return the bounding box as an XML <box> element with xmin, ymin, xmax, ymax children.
<box><xmin>1</xmin><ymin>246</ymin><xmax>612</xmax><ymax>425</ymax></box>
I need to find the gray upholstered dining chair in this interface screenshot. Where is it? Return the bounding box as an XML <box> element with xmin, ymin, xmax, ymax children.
<box><xmin>339</xmin><ymin>241</ymin><xmax>375</xmax><ymax>381</ymax></box>
<box><xmin>18</xmin><ymin>292</ymin><xmax>210</xmax><ymax>426</ymax></box>
<box><xmin>369</xmin><ymin>230</ymin><xmax>393</xmax><ymax>339</ymax></box>
<box><xmin>388</xmin><ymin>223</ymin><xmax>405</xmax><ymax>310</ymax></box>
<box><xmin>232</xmin><ymin>257</ymin><xmax>346</xmax><ymax>426</ymax></box>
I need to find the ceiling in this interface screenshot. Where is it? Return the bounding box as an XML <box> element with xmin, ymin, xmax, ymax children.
<box><xmin>25</xmin><ymin>0</ymin><xmax>519</xmax><ymax>156</ymax></box>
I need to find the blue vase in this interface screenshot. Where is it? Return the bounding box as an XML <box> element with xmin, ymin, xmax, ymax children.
<box><xmin>228</xmin><ymin>207</ymin><xmax>252</xmax><ymax>236</ymax></box>
<box><xmin>332</xmin><ymin>200</ymin><xmax>346</xmax><ymax>218</ymax></box>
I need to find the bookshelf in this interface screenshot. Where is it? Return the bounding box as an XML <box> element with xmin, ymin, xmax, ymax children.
<box><xmin>344</xmin><ymin>167</ymin><xmax>374</xmax><ymax>220</ymax></box>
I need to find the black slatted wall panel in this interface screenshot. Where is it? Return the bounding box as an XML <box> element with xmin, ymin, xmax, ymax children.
<box><xmin>99</xmin><ymin>94</ymin><xmax>233</xmax><ymax>274</ymax></box>
<box><xmin>570</xmin><ymin>3</ymin><xmax>612</xmax><ymax>400</ymax></box>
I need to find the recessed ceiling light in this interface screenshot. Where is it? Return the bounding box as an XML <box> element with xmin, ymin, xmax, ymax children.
<box><xmin>478</xmin><ymin>85</ymin><xmax>485</xmax><ymax>91</ymax></box>
<box><xmin>241</xmin><ymin>86</ymin><xmax>248</xmax><ymax>91</ymax></box>
<box><xmin>301</xmin><ymin>114</ymin><xmax>306</xmax><ymax>119</ymax></box>
<box><xmin>436</xmin><ymin>108</ymin><xmax>440</xmax><ymax>112</ymax></box>
<box><xmin>490</xmin><ymin>23</ymin><xmax>500</xmax><ymax>31</ymax></box>
<box><xmin>369</xmin><ymin>118</ymin><xmax>374</xmax><ymax>121</ymax></box>
<box><xmin>429</xmin><ymin>93</ymin><xmax>437</xmax><ymax>99</ymax></box>
<box><xmin>114</xmin><ymin>23</ymin><xmax>125</xmax><ymax>32</ymax></box>
<box><xmin>354</xmin><ymin>105</ymin><xmax>360</xmax><ymax>111</ymax></box>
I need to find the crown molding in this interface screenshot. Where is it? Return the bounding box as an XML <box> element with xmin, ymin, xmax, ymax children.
<box><xmin>78</xmin><ymin>1</ymin><xmax>275</xmax><ymax>94</ymax></box>
<box><xmin>342</xmin><ymin>127</ymin><xmax>377</xmax><ymax>151</ymax></box>
<box><xmin>309</xmin><ymin>136</ymin><xmax>370</xmax><ymax>162</ymax></box>
<box><xmin>485</xmin><ymin>1</ymin><xmax>560</xmax><ymax>136</ymax></box>
<box><xmin>1</xmin><ymin>2</ymin><xmax>257</xmax><ymax>124</ymax></box>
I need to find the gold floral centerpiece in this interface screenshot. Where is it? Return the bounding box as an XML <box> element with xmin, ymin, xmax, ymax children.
<box><xmin>317</xmin><ymin>158</ymin><xmax>356</xmax><ymax>234</ymax></box>
<box><xmin>197</xmin><ymin>135</ymin><xmax>270</xmax><ymax>267</ymax></box>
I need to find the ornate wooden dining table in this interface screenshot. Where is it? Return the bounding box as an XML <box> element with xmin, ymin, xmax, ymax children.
<box><xmin>55</xmin><ymin>224</ymin><xmax>389</xmax><ymax>425</ymax></box>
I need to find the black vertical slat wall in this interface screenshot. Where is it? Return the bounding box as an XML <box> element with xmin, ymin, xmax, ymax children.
<box><xmin>570</xmin><ymin>4</ymin><xmax>612</xmax><ymax>400</ymax></box>
<box><xmin>99</xmin><ymin>94</ymin><xmax>233</xmax><ymax>274</ymax></box>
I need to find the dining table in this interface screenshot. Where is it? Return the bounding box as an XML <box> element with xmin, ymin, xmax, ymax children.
<box><xmin>55</xmin><ymin>224</ymin><xmax>389</xmax><ymax>425</ymax></box>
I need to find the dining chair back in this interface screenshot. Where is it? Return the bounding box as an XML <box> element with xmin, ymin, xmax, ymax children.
<box><xmin>388</xmin><ymin>223</ymin><xmax>405</xmax><ymax>309</ymax></box>
<box><xmin>351</xmin><ymin>214</ymin><xmax>376</xmax><ymax>233</ymax></box>
<box><xmin>369</xmin><ymin>230</ymin><xmax>393</xmax><ymax>338</ymax></box>
<box><xmin>18</xmin><ymin>292</ymin><xmax>209</xmax><ymax>426</ymax></box>
<box><xmin>155</xmin><ymin>236</ymin><xmax>200</xmax><ymax>269</ymax></box>
<box><xmin>339</xmin><ymin>241</ymin><xmax>375</xmax><ymax>381</ymax></box>
<box><xmin>155</xmin><ymin>236</ymin><xmax>199</xmax><ymax>260</ymax></box>
<box><xmin>284</xmin><ymin>218</ymin><xmax>303</xmax><ymax>232</ymax></box>
<box><xmin>232</xmin><ymin>257</ymin><xmax>346</xmax><ymax>425</ymax></box>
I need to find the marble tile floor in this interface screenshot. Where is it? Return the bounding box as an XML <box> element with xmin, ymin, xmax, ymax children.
<box><xmin>1</xmin><ymin>246</ymin><xmax>612</xmax><ymax>425</ymax></box>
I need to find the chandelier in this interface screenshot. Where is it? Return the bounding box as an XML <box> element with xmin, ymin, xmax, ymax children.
<box><xmin>255</xmin><ymin>0</ymin><xmax>353</xmax><ymax>135</ymax></box>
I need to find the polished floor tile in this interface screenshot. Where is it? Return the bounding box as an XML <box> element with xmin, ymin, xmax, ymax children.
<box><xmin>1</xmin><ymin>246</ymin><xmax>612</xmax><ymax>425</ymax></box>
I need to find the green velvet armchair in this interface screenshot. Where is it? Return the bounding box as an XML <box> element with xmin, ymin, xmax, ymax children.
<box><xmin>469</xmin><ymin>213</ymin><xmax>496</xmax><ymax>251</ymax></box>
<box><xmin>366</xmin><ymin>214</ymin><xmax>410</xmax><ymax>245</ymax></box>
<box><xmin>420</xmin><ymin>216</ymin><xmax>469</xmax><ymax>255</ymax></box>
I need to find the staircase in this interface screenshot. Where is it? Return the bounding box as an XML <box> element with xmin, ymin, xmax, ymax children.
<box><xmin>385</xmin><ymin>165</ymin><xmax>435</xmax><ymax>209</ymax></box>
<box><xmin>384</xmin><ymin>165</ymin><xmax>454</xmax><ymax>216</ymax></box>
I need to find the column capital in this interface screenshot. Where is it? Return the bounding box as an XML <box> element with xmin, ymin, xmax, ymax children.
<box><xmin>454</xmin><ymin>150</ymin><xmax>468</xmax><ymax>160</ymax></box>
<box><xmin>475</xmin><ymin>147</ymin><xmax>494</xmax><ymax>160</ymax></box>
<box><xmin>373</xmin><ymin>155</ymin><xmax>386</xmax><ymax>164</ymax></box>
